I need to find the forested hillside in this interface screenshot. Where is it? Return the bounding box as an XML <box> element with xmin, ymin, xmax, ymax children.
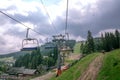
<box><xmin>0</xmin><ymin>51</ymin><xmax>30</xmax><ymax>59</ymax></box>
<box><xmin>14</xmin><ymin>47</ymin><xmax>58</xmax><ymax>69</ymax></box>
<box><xmin>81</xmin><ymin>30</ymin><xmax>120</xmax><ymax>54</ymax></box>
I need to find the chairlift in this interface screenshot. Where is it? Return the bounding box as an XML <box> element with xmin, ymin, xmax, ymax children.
<box><xmin>21</xmin><ymin>28</ymin><xmax>39</xmax><ymax>51</ymax></box>
<box><xmin>45</xmin><ymin>43</ymin><xmax>57</xmax><ymax>49</ymax></box>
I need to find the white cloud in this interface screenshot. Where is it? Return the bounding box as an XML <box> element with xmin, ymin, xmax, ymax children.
<box><xmin>0</xmin><ymin>27</ymin><xmax>5</xmax><ymax>34</ymax></box>
<box><xmin>0</xmin><ymin>34</ymin><xmax>22</xmax><ymax>54</ymax></box>
<box><xmin>95</xmin><ymin>28</ymin><xmax>120</xmax><ymax>37</ymax></box>
<box><xmin>0</xmin><ymin>0</ymin><xmax>48</xmax><ymax>54</ymax></box>
<box><xmin>0</xmin><ymin>21</ymin><xmax>14</xmax><ymax>33</ymax></box>
<box><xmin>15</xmin><ymin>22</ymin><xmax>36</xmax><ymax>31</ymax></box>
<box><xmin>69</xmin><ymin>34</ymin><xmax>85</xmax><ymax>41</ymax></box>
<box><xmin>0</xmin><ymin>0</ymin><xmax>44</xmax><ymax>16</ymax></box>
<box><xmin>0</xmin><ymin>0</ymin><xmax>120</xmax><ymax>54</ymax></box>
<box><xmin>46</xmin><ymin>0</ymin><xmax>96</xmax><ymax>19</ymax></box>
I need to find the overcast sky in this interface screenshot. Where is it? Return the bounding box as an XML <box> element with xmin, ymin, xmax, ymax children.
<box><xmin>0</xmin><ymin>0</ymin><xmax>120</xmax><ymax>54</ymax></box>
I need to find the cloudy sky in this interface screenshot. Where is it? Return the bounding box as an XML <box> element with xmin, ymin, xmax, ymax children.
<box><xmin>0</xmin><ymin>0</ymin><xmax>120</xmax><ymax>54</ymax></box>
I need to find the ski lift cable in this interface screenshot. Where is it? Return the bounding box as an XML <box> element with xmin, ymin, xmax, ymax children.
<box><xmin>65</xmin><ymin>0</ymin><xmax>69</xmax><ymax>35</ymax></box>
<box><xmin>0</xmin><ymin>10</ymin><xmax>45</xmax><ymax>36</ymax></box>
<box><xmin>40</xmin><ymin>0</ymin><xmax>58</xmax><ymax>34</ymax></box>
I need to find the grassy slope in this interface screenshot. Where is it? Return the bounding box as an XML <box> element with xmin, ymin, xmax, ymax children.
<box><xmin>50</xmin><ymin>53</ymin><xmax>100</xmax><ymax>80</ymax></box>
<box><xmin>97</xmin><ymin>49</ymin><xmax>120</xmax><ymax>80</ymax></box>
<box><xmin>73</xmin><ymin>42</ymin><xmax>81</xmax><ymax>54</ymax></box>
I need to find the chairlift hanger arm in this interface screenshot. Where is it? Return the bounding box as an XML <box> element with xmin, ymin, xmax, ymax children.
<box><xmin>26</xmin><ymin>28</ymin><xmax>30</xmax><ymax>39</ymax></box>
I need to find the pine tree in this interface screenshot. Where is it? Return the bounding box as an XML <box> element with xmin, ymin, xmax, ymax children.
<box><xmin>115</xmin><ymin>30</ymin><xmax>120</xmax><ymax>48</ymax></box>
<box><xmin>80</xmin><ymin>42</ymin><xmax>84</xmax><ymax>53</ymax></box>
<box><xmin>82</xmin><ymin>42</ymin><xmax>90</xmax><ymax>54</ymax></box>
<box><xmin>14</xmin><ymin>49</ymin><xmax>43</xmax><ymax>69</ymax></box>
<box><xmin>87</xmin><ymin>30</ymin><xmax>94</xmax><ymax>53</ymax></box>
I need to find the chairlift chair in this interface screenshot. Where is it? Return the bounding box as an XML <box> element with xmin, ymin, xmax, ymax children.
<box><xmin>21</xmin><ymin>28</ymin><xmax>39</xmax><ymax>51</ymax></box>
<box><xmin>21</xmin><ymin>38</ymin><xmax>39</xmax><ymax>51</ymax></box>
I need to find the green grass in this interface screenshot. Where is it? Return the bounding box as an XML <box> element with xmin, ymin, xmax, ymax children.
<box><xmin>97</xmin><ymin>49</ymin><xmax>120</xmax><ymax>80</ymax></box>
<box><xmin>73</xmin><ymin>42</ymin><xmax>81</xmax><ymax>53</ymax></box>
<box><xmin>50</xmin><ymin>53</ymin><xmax>100</xmax><ymax>80</ymax></box>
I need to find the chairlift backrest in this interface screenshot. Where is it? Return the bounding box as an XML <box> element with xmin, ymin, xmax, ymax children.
<box><xmin>21</xmin><ymin>38</ymin><xmax>39</xmax><ymax>51</ymax></box>
<box><xmin>21</xmin><ymin>28</ymin><xmax>39</xmax><ymax>51</ymax></box>
<box><xmin>21</xmin><ymin>47</ymin><xmax>38</xmax><ymax>51</ymax></box>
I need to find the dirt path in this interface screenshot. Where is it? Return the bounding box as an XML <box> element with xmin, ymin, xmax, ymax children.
<box><xmin>78</xmin><ymin>54</ymin><xmax>104</xmax><ymax>80</ymax></box>
<box><xmin>68</xmin><ymin>53</ymin><xmax>82</xmax><ymax>60</ymax></box>
<box><xmin>31</xmin><ymin>72</ymin><xmax>55</xmax><ymax>80</ymax></box>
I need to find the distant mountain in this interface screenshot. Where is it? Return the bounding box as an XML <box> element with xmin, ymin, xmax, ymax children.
<box><xmin>0</xmin><ymin>51</ymin><xmax>31</xmax><ymax>59</ymax></box>
<box><xmin>0</xmin><ymin>40</ymin><xmax>76</xmax><ymax>59</ymax></box>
